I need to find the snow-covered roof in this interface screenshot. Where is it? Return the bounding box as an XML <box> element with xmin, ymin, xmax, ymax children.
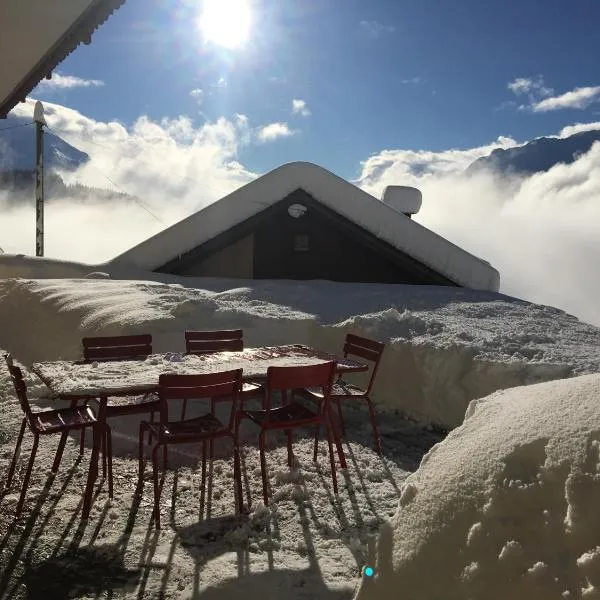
<box><xmin>0</xmin><ymin>0</ymin><xmax>126</xmax><ymax>118</ymax></box>
<box><xmin>111</xmin><ymin>162</ymin><xmax>500</xmax><ymax>291</ymax></box>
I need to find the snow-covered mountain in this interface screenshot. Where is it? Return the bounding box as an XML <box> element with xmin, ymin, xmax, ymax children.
<box><xmin>0</xmin><ymin>116</ymin><xmax>88</xmax><ymax>172</ymax></box>
<box><xmin>466</xmin><ymin>128</ymin><xmax>600</xmax><ymax>176</ymax></box>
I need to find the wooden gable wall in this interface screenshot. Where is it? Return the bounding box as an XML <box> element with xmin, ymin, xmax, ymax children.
<box><xmin>157</xmin><ymin>189</ymin><xmax>458</xmax><ymax>286</ymax></box>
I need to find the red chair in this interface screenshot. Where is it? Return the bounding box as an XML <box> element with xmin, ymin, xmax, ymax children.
<box><xmin>82</xmin><ymin>334</ymin><xmax>159</xmax><ymax>497</ymax></box>
<box><xmin>2</xmin><ymin>354</ymin><xmax>99</xmax><ymax>517</ymax></box>
<box><xmin>236</xmin><ymin>361</ymin><xmax>338</xmax><ymax>506</ymax></box>
<box><xmin>183</xmin><ymin>330</ymin><xmax>263</xmax><ymax>420</ymax></box>
<box><xmin>138</xmin><ymin>370</ymin><xmax>243</xmax><ymax>528</ymax></box>
<box><xmin>297</xmin><ymin>334</ymin><xmax>385</xmax><ymax>454</ymax></box>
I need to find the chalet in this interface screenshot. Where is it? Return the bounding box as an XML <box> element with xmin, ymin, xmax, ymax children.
<box><xmin>111</xmin><ymin>162</ymin><xmax>500</xmax><ymax>291</ymax></box>
<box><xmin>0</xmin><ymin>0</ymin><xmax>126</xmax><ymax>118</ymax></box>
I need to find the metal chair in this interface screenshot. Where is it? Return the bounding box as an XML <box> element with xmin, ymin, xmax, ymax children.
<box><xmin>138</xmin><ymin>369</ymin><xmax>244</xmax><ymax>528</ymax></box>
<box><xmin>183</xmin><ymin>329</ymin><xmax>263</xmax><ymax>420</ymax></box>
<box><xmin>82</xmin><ymin>334</ymin><xmax>159</xmax><ymax>497</ymax></box>
<box><xmin>297</xmin><ymin>334</ymin><xmax>385</xmax><ymax>454</ymax></box>
<box><xmin>2</xmin><ymin>354</ymin><xmax>99</xmax><ymax>517</ymax></box>
<box><xmin>236</xmin><ymin>361</ymin><xmax>339</xmax><ymax>506</ymax></box>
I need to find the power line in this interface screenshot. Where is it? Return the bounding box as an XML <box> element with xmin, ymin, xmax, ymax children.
<box><xmin>45</xmin><ymin>125</ymin><xmax>167</xmax><ymax>227</ymax></box>
<box><xmin>0</xmin><ymin>121</ymin><xmax>33</xmax><ymax>134</ymax></box>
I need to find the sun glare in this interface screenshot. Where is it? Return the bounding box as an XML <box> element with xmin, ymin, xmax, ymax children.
<box><xmin>199</xmin><ymin>0</ymin><xmax>251</xmax><ymax>49</ymax></box>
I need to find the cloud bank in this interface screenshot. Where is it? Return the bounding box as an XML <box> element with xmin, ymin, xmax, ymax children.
<box><xmin>3</xmin><ymin>99</ymin><xmax>600</xmax><ymax>327</ymax></box>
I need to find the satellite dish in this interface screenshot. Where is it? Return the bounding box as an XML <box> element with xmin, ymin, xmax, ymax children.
<box><xmin>33</xmin><ymin>101</ymin><xmax>46</xmax><ymax>125</ymax></box>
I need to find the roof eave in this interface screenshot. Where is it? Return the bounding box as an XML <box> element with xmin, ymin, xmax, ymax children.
<box><xmin>0</xmin><ymin>0</ymin><xmax>127</xmax><ymax>118</ymax></box>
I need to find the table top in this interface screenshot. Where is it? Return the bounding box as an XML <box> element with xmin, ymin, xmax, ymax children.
<box><xmin>31</xmin><ymin>344</ymin><xmax>367</xmax><ymax>398</ymax></box>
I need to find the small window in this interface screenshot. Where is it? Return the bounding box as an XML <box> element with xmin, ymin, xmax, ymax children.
<box><xmin>293</xmin><ymin>234</ymin><xmax>310</xmax><ymax>252</ymax></box>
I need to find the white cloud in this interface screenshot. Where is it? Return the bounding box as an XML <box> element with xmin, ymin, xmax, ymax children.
<box><xmin>292</xmin><ymin>99</ymin><xmax>311</xmax><ymax>117</ymax></box>
<box><xmin>533</xmin><ymin>86</ymin><xmax>600</xmax><ymax>112</ymax></box>
<box><xmin>507</xmin><ymin>76</ymin><xmax>552</xmax><ymax>98</ymax></box>
<box><xmin>256</xmin><ymin>122</ymin><xmax>295</xmax><ymax>142</ymax></box>
<box><xmin>4</xmin><ymin>99</ymin><xmax>258</xmax><ymax>262</ymax></box>
<box><xmin>357</xmin><ymin>136</ymin><xmax>518</xmax><ymax>194</ymax></box>
<box><xmin>356</xmin><ymin>131</ymin><xmax>600</xmax><ymax>326</ymax></box>
<box><xmin>189</xmin><ymin>88</ymin><xmax>204</xmax><ymax>105</ymax></box>
<box><xmin>558</xmin><ymin>121</ymin><xmax>600</xmax><ymax>137</ymax></box>
<box><xmin>211</xmin><ymin>77</ymin><xmax>227</xmax><ymax>88</ymax></box>
<box><xmin>401</xmin><ymin>77</ymin><xmax>424</xmax><ymax>85</ymax></box>
<box><xmin>359</xmin><ymin>20</ymin><xmax>395</xmax><ymax>38</ymax></box>
<box><xmin>508</xmin><ymin>77</ymin><xmax>600</xmax><ymax>112</ymax></box>
<box><xmin>37</xmin><ymin>73</ymin><xmax>105</xmax><ymax>89</ymax></box>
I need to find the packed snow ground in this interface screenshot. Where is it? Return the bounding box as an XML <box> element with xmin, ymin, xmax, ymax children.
<box><xmin>1</xmin><ymin>273</ymin><xmax>600</xmax><ymax>597</ymax></box>
<box><xmin>355</xmin><ymin>374</ymin><xmax>600</xmax><ymax>600</ymax></box>
<box><xmin>0</xmin><ymin>355</ymin><xmax>441</xmax><ymax>599</ymax></box>
<box><xmin>0</xmin><ymin>275</ymin><xmax>599</xmax><ymax>428</ymax></box>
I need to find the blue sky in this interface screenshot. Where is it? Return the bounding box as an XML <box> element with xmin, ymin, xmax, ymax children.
<box><xmin>31</xmin><ymin>0</ymin><xmax>600</xmax><ymax>180</ymax></box>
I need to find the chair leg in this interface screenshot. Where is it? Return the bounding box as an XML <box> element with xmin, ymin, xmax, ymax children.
<box><xmin>147</xmin><ymin>411</ymin><xmax>155</xmax><ymax>446</ymax></box>
<box><xmin>15</xmin><ymin>434</ymin><xmax>39</xmax><ymax>517</ymax></box>
<box><xmin>324</xmin><ymin>420</ymin><xmax>338</xmax><ymax>496</ymax></box>
<box><xmin>106</xmin><ymin>426</ymin><xmax>113</xmax><ymax>498</ymax></box>
<box><xmin>101</xmin><ymin>425</ymin><xmax>107</xmax><ymax>478</ymax></box>
<box><xmin>209</xmin><ymin>398</ymin><xmax>215</xmax><ymax>459</ymax></box>
<box><xmin>336</xmin><ymin>398</ymin><xmax>346</xmax><ymax>436</ymax></box>
<box><xmin>259</xmin><ymin>430</ymin><xmax>269</xmax><ymax>505</ymax></box>
<box><xmin>328</xmin><ymin>407</ymin><xmax>347</xmax><ymax>470</ymax></box>
<box><xmin>51</xmin><ymin>431</ymin><xmax>68</xmax><ymax>473</ymax></box>
<box><xmin>138</xmin><ymin>422</ymin><xmax>147</xmax><ymax>480</ymax></box>
<box><xmin>152</xmin><ymin>444</ymin><xmax>162</xmax><ymax>529</ymax></box>
<box><xmin>313</xmin><ymin>424</ymin><xmax>320</xmax><ymax>462</ymax></box>
<box><xmin>4</xmin><ymin>418</ymin><xmax>27</xmax><ymax>490</ymax></box>
<box><xmin>286</xmin><ymin>429</ymin><xmax>293</xmax><ymax>467</ymax></box>
<box><xmin>366</xmin><ymin>396</ymin><xmax>382</xmax><ymax>455</ymax></box>
<box><xmin>232</xmin><ymin>437</ymin><xmax>243</xmax><ymax>514</ymax></box>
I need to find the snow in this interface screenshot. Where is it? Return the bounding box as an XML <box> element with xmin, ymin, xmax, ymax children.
<box><xmin>109</xmin><ymin>162</ymin><xmax>500</xmax><ymax>292</ymax></box>
<box><xmin>0</xmin><ymin>348</ymin><xmax>436</xmax><ymax>599</ymax></box>
<box><xmin>355</xmin><ymin>373</ymin><xmax>600</xmax><ymax>600</ymax></box>
<box><xmin>0</xmin><ymin>274</ymin><xmax>599</xmax><ymax>428</ymax></box>
<box><xmin>0</xmin><ymin>268</ymin><xmax>600</xmax><ymax>597</ymax></box>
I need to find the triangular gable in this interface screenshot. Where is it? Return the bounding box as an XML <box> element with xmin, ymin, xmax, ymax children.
<box><xmin>110</xmin><ymin>162</ymin><xmax>500</xmax><ymax>291</ymax></box>
<box><xmin>0</xmin><ymin>0</ymin><xmax>126</xmax><ymax>118</ymax></box>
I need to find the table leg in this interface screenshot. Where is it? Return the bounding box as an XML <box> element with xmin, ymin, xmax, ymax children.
<box><xmin>82</xmin><ymin>395</ymin><xmax>107</xmax><ymax>519</ymax></box>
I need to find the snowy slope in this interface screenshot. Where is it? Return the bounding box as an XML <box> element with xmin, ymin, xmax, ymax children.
<box><xmin>356</xmin><ymin>373</ymin><xmax>600</xmax><ymax>600</ymax></box>
<box><xmin>0</xmin><ymin>116</ymin><xmax>89</xmax><ymax>171</ymax></box>
<box><xmin>466</xmin><ymin>128</ymin><xmax>600</xmax><ymax>176</ymax></box>
<box><xmin>0</xmin><ymin>273</ymin><xmax>598</xmax><ymax>428</ymax></box>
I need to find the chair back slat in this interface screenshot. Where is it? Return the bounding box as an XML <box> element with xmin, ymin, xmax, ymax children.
<box><xmin>266</xmin><ymin>361</ymin><xmax>336</xmax><ymax>415</ymax></box>
<box><xmin>4</xmin><ymin>354</ymin><xmax>35</xmax><ymax>425</ymax></box>
<box><xmin>185</xmin><ymin>330</ymin><xmax>243</xmax><ymax>355</ymax></box>
<box><xmin>158</xmin><ymin>370</ymin><xmax>242</xmax><ymax>430</ymax></box>
<box><xmin>83</xmin><ymin>334</ymin><xmax>152</xmax><ymax>362</ymax></box>
<box><xmin>342</xmin><ymin>334</ymin><xmax>385</xmax><ymax>394</ymax></box>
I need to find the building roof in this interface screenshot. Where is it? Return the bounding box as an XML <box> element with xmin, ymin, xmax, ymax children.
<box><xmin>111</xmin><ymin>162</ymin><xmax>500</xmax><ymax>291</ymax></box>
<box><xmin>0</xmin><ymin>0</ymin><xmax>126</xmax><ymax>118</ymax></box>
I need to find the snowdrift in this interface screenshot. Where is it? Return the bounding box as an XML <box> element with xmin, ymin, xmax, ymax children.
<box><xmin>1</xmin><ymin>274</ymin><xmax>599</xmax><ymax>429</ymax></box>
<box><xmin>355</xmin><ymin>373</ymin><xmax>600</xmax><ymax>600</ymax></box>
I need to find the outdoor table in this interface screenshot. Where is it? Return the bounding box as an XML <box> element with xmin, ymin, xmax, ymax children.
<box><xmin>31</xmin><ymin>344</ymin><xmax>367</xmax><ymax>519</ymax></box>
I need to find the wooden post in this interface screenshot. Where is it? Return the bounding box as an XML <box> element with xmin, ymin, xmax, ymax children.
<box><xmin>33</xmin><ymin>101</ymin><xmax>45</xmax><ymax>257</ymax></box>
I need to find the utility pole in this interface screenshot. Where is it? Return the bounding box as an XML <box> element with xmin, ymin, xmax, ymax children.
<box><xmin>33</xmin><ymin>101</ymin><xmax>45</xmax><ymax>257</ymax></box>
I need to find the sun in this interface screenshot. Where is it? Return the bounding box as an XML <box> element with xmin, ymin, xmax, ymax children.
<box><xmin>199</xmin><ymin>0</ymin><xmax>251</xmax><ymax>49</ymax></box>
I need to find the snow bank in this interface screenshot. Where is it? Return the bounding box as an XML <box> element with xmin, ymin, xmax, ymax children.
<box><xmin>355</xmin><ymin>374</ymin><xmax>600</xmax><ymax>600</ymax></box>
<box><xmin>1</xmin><ymin>275</ymin><xmax>599</xmax><ymax>429</ymax></box>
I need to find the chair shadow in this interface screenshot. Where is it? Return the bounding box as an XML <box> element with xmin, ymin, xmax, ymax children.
<box><xmin>23</xmin><ymin>542</ymin><xmax>141</xmax><ymax>600</ymax></box>
<box><xmin>191</xmin><ymin>566</ymin><xmax>355</xmax><ymax>599</ymax></box>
